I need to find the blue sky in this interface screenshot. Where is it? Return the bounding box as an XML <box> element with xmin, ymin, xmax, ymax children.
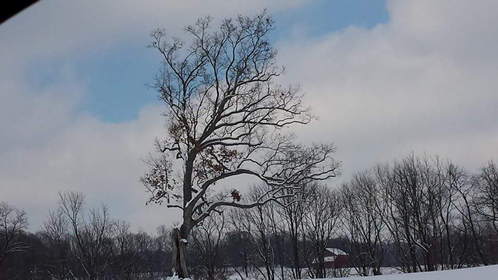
<box><xmin>2</xmin><ymin>0</ymin><xmax>497</xmax><ymax>233</ymax></box>
<box><xmin>273</xmin><ymin>0</ymin><xmax>388</xmax><ymax>39</ymax></box>
<box><xmin>33</xmin><ymin>0</ymin><xmax>389</xmax><ymax>123</ymax></box>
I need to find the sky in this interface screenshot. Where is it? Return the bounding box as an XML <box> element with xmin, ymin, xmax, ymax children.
<box><xmin>1</xmin><ymin>0</ymin><xmax>497</xmax><ymax>234</ymax></box>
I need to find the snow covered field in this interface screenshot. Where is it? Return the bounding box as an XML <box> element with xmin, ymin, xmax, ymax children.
<box><xmin>312</xmin><ymin>265</ymin><xmax>498</xmax><ymax>280</ymax></box>
<box><xmin>166</xmin><ymin>266</ymin><xmax>497</xmax><ymax>280</ymax></box>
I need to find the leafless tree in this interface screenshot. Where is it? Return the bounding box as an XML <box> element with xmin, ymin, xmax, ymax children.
<box><xmin>154</xmin><ymin>224</ymin><xmax>174</xmax><ymax>275</ymax></box>
<box><xmin>110</xmin><ymin>221</ymin><xmax>154</xmax><ymax>280</ymax></box>
<box><xmin>275</xmin><ymin>187</ymin><xmax>307</xmax><ymax>280</ymax></box>
<box><xmin>0</xmin><ymin>202</ymin><xmax>29</xmax><ymax>271</ymax></box>
<box><xmin>240</xmin><ymin>186</ymin><xmax>279</xmax><ymax>280</ymax></box>
<box><xmin>450</xmin><ymin>165</ymin><xmax>489</xmax><ymax>266</ymax></box>
<box><xmin>142</xmin><ymin>12</ymin><xmax>339</xmax><ymax>278</ymax></box>
<box><xmin>110</xmin><ymin>221</ymin><xmax>135</xmax><ymax>279</ymax></box>
<box><xmin>473</xmin><ymin>161</ymin><xmax>498</xmax><ymax>235</ymax></box>
<box><xmin>226</xmin><ymin>207</ymin><xmax>258</xmax><ymax>279</ymax></box>
<box><xmin>375</xmin><ymin>155</ymin><xmax>439</xmax><ymax>273</ymax></box>
<box><xmin>382</xmin><ymin>155</ymin><xmax>446</xmax><ymax>272</ymax></box>
<box><xmin>41</xmin><ymin>208</ymin><xmax>73</xmax><ymax>279</ymax></box>
<box><xmin>58</xmin><ymin>191</ymin><xmax>114</xmax><ymax>279</ymax></box>
<box><xmin>430</xmin><ymin>158</ymin><xmax>457</xmax><ymax>270</ymax></box>
<box><xmin>341</xmin><ymin>171</ymin><xmax>386</xmax><ymax>276</ymax></box>
<box><xmin>190</xmin><ymin>211</ymin><xmax>228</xmax><ymax>280</ymax></box>
<box><xmin>371</xmin><ymin>155</ymin><xmax>497</xmax><ymax>272</ymax></box>
<box><xmin>156</xmin><ymin>225</ymin><xmax>172</xmax><ymax>253</ymax></box>
<box><xmin>40</xmin><ymin>192</ymin><xmax>161</xmax><ymax>279</ymax></box>
<box><xmin>303</xmin><ymin>185</ymin><xmax>341</xmax><ymax>279</ymax></box>
<box><xmin>375</xmin><ymin>160</ymin><xmax>418</xmax><ymax>273</ymax></box>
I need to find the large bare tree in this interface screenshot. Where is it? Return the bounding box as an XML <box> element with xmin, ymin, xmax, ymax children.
<box><xmin>141</xmin><ymin>12</ymin><xmax>339</xmax><ymax>278</ymax></box>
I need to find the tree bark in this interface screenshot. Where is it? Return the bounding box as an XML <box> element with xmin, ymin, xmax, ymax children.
<box><xmin>172</xmin><ymin>228</ymin><xmax>189</xmax><ymax>278</ymax></box>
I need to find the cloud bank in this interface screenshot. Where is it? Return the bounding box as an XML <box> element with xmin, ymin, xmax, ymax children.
<box><xmin>1</xmin><ymin>0</ymin><xmax>497</xmax><ymax>233</ymax></box>
<box><xmin>278</xmin><ymin>0</ymin><xmax>498</xmax><ymax>177</ymax></box>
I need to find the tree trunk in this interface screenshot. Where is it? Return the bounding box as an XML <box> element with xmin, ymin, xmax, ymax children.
<box><xmin>172</xmin><ymin>228</ymin><xmax>189</xmax><ymax>279</ymax></box>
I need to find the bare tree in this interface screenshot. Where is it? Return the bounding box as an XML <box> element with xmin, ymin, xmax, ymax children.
<box><xmin>110</xmin><ymin>221</ymin><xmax>135</xmax><ymax>279</ymax></box>
<box><xmin>238</xmin><ymin>186</ymin><xmax>279</xmax><ymax>280</ymax></box>
<box><xmin>276</xmin><ymin>187</ymin><xmax>307</xmax><ymax>280</ymax></box>
<box><xmin>450</xmin><ymin>165</ymin><xmax>489</xmax><ymax>266</ymax></box>
<box><xmin>190</xmin><ymin>211</ymin><xmax>228</xmax><ymax>280</ymax></box>
<box><xmin>226</xmin><ymin>208</ymin><xmax>258</xmax><ymax>279</ymax></box>
<box><xmin>156</xmin><ymin>225</ymin><xmax>172</xmax><ymax>253</ymax></box>
<box><xmin>142</xmin><ymin>12</ymin><xmax>339</xmax><ymax>278</ymax></box>
<box><xmin>58</xmin><ymin>191</ymin><xmax>114</xmax><ymax>279</ymax></box>
<box><xmin>303</xmin><ymin>185</ymin><xmax>341</xmax><ymax>279</ymax></box>
<box><xmin>473</xmin><ymin>161</ymin><xmax>498</xmax><ymax>235</ymax></box>
<box><xmin>154</xmin><ymin>224</ymin><xmax>173</xmax><ymax>275</ymax></box>
<box><xmin>379</xmin><ymin>155</ymin><xmax>445</xmax><ymax>272</ymax></box>
<box><xmin>0</xmin><ymin>202</ymin><xmax>29</xmax><ymax>271</ymax></box>
<box><xmin>375</xmin><ymin>160</ymin><xmax>419</xmax><ymax>273</ymax></box>
<box><xmin>341</xmin><ymin>171</ymin><xmax>386</xmax><ymax>276</ymax></box>
<box><xmin>41</xmin><ymin>208</ymin><xmax>73</xmax><ymax>279</ymax></box>
<box><xmin>110</xmin><ymin>221</ymin><xmax>154</xmax><ymax>280</ymax></box>
<box><xmin>373</xmin><ymin>156</ymin><xmax>495</xmax><ymax>271</ymax></box>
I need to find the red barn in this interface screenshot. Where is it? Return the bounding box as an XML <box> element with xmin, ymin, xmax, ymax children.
<box><xmin>321</xmin><ymin>248</ymin><xmax>349</xmax><ymax>268</ymax></box>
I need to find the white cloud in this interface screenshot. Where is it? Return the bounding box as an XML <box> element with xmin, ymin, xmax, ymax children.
<box><xmin>277</xmin><ymin>0</ymin><xmax>498</xmax><ymax>179</ymax></box>
<box><xmin>0</xmin><ymin>0</ymin><xmax>305</xmax><ymax>233</ymax></box>
<box><xmin>1</xmin><ymin>0</ymin><xmax>498</xmax><ymax>233</ymax></box>
<box><xmin>1</xmin><ymin>0</ymin><xmax>304</xmax><ymax>71</ymax></box>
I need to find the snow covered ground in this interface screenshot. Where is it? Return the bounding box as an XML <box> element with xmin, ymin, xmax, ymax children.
<box><xmin>312</xmin><ymin>265</ymin><xmax>498</xmax><ymax>280</ymax></box>
<box><xmin>165</xmin><ymin>266</ymin><xmax>497</xmax><ymax>280</ymax></box>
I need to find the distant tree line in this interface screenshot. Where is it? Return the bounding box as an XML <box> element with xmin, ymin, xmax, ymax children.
<box><xmin>0</xmin><ymin>192</ymin><xmax>173</xmax><ymax>280</ymax></box>
<box><xmin>1</xmin><ymin>154</ymin><xmax>497</xmax><ymax>279</ymax></box>
<box><xmin>340</xmin><ymin>155</ymin><xmax>498</xmax><ymax>276</ymax></box>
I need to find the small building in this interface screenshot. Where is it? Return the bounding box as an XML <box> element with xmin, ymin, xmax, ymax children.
<box><xmin>322</xmin><ymin>248</ymin><xmax>349</xmax><ymax>268</ymax></box>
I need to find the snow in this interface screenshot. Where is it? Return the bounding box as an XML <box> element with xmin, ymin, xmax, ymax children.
<box><xmin>166</xmin><ymin>276</ymin><xmax>190</xmax><ymax>280</ymax></box>
<box><xmin>164</xmin><ymin>265</ymin><xmax>497</xmax><ymax>280</ymax></box>
<box><xmin>310</xmin><ymin>265</ymin><xmax>498</xmax><ymax>280</ymax></box>
<box><xmin>322</xmin><ymin>256</ymin><xmax>338</xmax><ymax>262</ymax></box>
<box><xmin>165</xmin><ymin>272</ymin><xmax>191</xmax><ymax>280</ymax></box>
<box><xmin>325</xmin><ymin>248</ymin><xmax>347</xmax><ymax>255</ymax></box>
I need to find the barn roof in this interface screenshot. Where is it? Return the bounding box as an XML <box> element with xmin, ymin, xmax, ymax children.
<box><xmin>325</xmin><ymin>248</ymin><xmax>347</xmax><ymax>255</ymax></box>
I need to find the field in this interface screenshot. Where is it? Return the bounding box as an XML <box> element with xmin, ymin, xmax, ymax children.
<box><xmin>312</xmin><ymin>265</ymin><xmax>497</xmax><ymax>280</ymax></box>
